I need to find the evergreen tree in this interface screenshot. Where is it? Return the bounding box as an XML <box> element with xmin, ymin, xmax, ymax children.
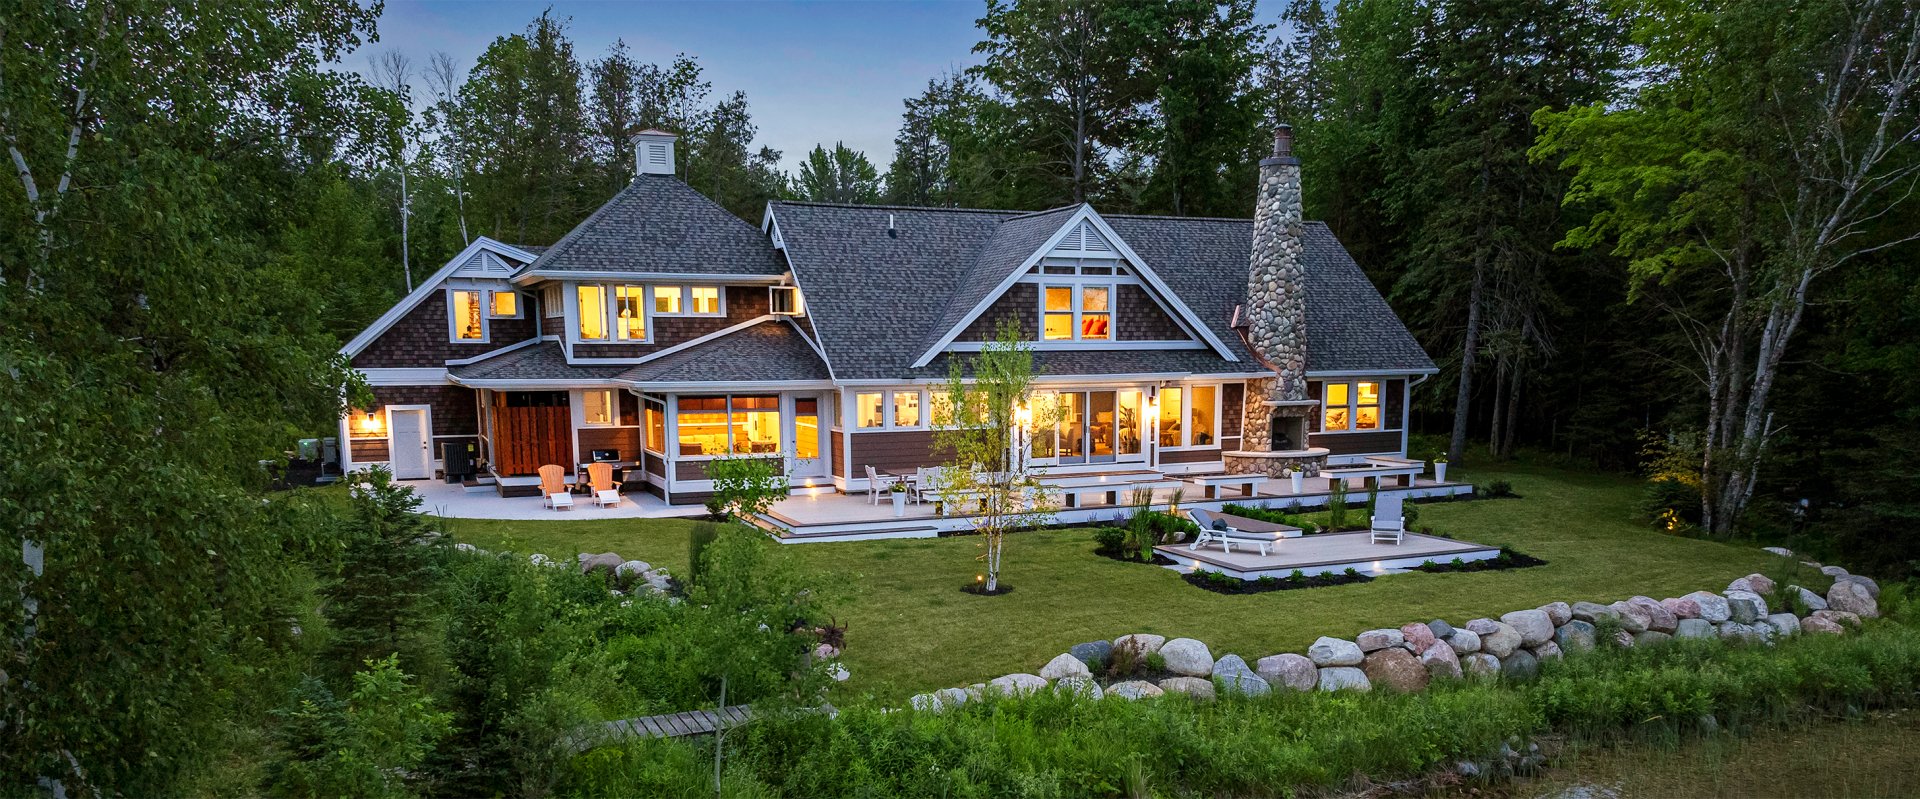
<box><xmin>323</xmin><ymin>468</ymin><xmax>447</xmax><ymax>677</ymax></box>
<box><xmin>797</xmin><ymin>142</ymin><xmax>882</xmax><ymax>204</ymax></box>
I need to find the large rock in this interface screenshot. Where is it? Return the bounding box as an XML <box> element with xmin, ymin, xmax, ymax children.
<box><xmin>1789</xmin><ymin>585</ymin><xmax>1829</xmax><ymax>612</ymax></box>
<box><xmin>1633</xmin><ymin>630</ymin><xmax>1673</xmax><ymax>647</ymax></box>
<box><xmin>934</xmin><ymin>687</ymin><xmax>971</xmax><ymax>708</ymax></box>
<box><xmin>1363</xmin><ymin>648</ymin><xmax>1429</xmax><ymax>693</ymax></box>
<box><xmin>1570</xmin><ymin>601</ymin><xmax>1619</xmax><ymax>624</ymax></box>
<box><xmin>1608</xmin><ymin>601</ymin><xmax>1651</xmax><ymax>634</ymax></box>
<box><xmin>1158</xmin><ymin>676</ymin><xmax>1217</xmax><ymax>700</ymax></box>
<box><xmin>579</xmin><ymin>552</ymin><xmax>624</xmax><ymax>575</ymax></box>
<box><xmin>988</xmin><ymin>673</ymin><xmax>1046</xmax><ymax>696</ymax></box>
<box><xmin>1477</xmin><ymin>622</ymin><xmax>1522</xmax><ymax>659</ymax></box>
<box><xmin>1812</xmin><ymin>609</ymin><xmax>1862</xmax><ymax>627</ymax></box>
<box><xmin>1401</xmin><ymin>622</ymin><xmax>1439</xmax><ymax>654</ymax></box>
<box><xmin>1727</xmin><ymin>574</ymin><xmax>1776</xmax><ymax>595</ymax></box>
<box><xmin>1684</xmin><ymin>591</ymin><xmax>1732</xmax><ymax>623</ymax></box>
<box><xmin>1159</xmin><ymin>638</ymin><xmax>1214</xmax><ymax>676</ymax></box>
<box><xmin>1612</xmin><ymin>630</ymin><xmax>1636</xmax><ymax>649</ymax></box>
<box><xmin>1500</xmin><ymin>649</ymin><xmax>1540</xmax><ymax>681</ymax></box>
<box><xmin>1555</xmin><ymin>620</ymin><xmax>1598</xmax><ymax>653</ymax></box>
<box><xmin>1763</xmin><ymin>546</ymin><xmax>1795</xmax><ymax>557</ymax></box>
<box><xmin>613</xmin><ymin>560</ymin><xmax>652</xmax><ymax>585</ymax></box>
<box><xmin>1764</xmin><ymin>613</ymin><xmax>1801</xmax><ymax>638</ymax></box>
<box><xmin>1724</xmin><ymin>590</ymin><xmax>1769</xmax><ymax>624</ymax></box>
<box><xmin>1255</xmin><ymin>653</ymin><xmax>1318</xmax><ymax>692</ymax></box>
<box><xmin>1718</xmin><ymin>622</ymin><xmax>1764</xmax><ymax>643</ymax></box>
<box><xmin>1112</xmin><ymin>633</ymin><xmax>1166</xmax><ymax>656</ymax></box>
<box><xmin>1040</xmin><ymin>652</ymin><xmax>1092</xmax><ymax>681</ymax></box>
<box><xmin>1675</xmin><ymin>618</ymin><xmax>1715</xmax><ymax>639</ymax></box>
<box><xmin>1820</xmin><ymin>565</ymin><xmax>1850</xmax><ymax>578</ymax></box>
<box><xmin>1211</xmin><ymin>655</ymin><xmax>1271</xmax><ymax>697</ymax></box>
<box><xmin>1539</xmin><ymin>601</ymin><xmax>1573</xmax><ymax>626</ymax></box>
<box><xmin>1052</xmin><ymin>676</ymin><xmax>1104</xmax><ymax>700</ymax></box>
<box><xmin>1501</xmin><ymin>609</ymin><xmax>1555</xmax><ymax>646</ymax></box>
<box><xmin>1357</xmin><ymin>628</ymin><xmax>1407</xmax><ymax>652</ymax></box>
<box><xmin>1446</xmin><ymin>628</ymin><xmax>1482</xmax><ymax>655</ymax></box>
<box><xmin>1629</xmin><ymin>596</ymin><xmax>1679</xmax><ymax>634</ymax></box>
<box><xmin>1422</xmin><ymin>642</ymin><xmax>1463</xmax><ymax>680</ymax></box>
<box><xmin>1801</xmin><ymin>616</ymin><xmax>1845</xmax><ymax>636</ymax></box>
<box><xmin>1308</xmin><ymin>636</ymin><xmax>1364</xmax><ymax>666</ymax></box>
<box><xmin>1107</xmin><ymin>680</ymin><xmax>1164</xmax><ymax>700</ymax></box>
<box><xmin>1462</xmin><ymin>653</ymin><xmax>1501</xmax><ymax>679</ymax></box>
<box><xmin>1826</xmin><ymin>580</ymin><xmax>1879</xmax><ymax>618</ymax></box>
<box><xmin>1069</xmin><ymin>640</ymin><xmax>1114</xmax><ymax>670</ymax></box>
<box><xmin>1530</xmin><ymin>641</ymin><xmax>1564</xmax><ymax>661</ymax></box>
<box><xmin>1427</xmin><ymin>619</ymin><xmax>1455</xmax><ymax>640</ymax></box>
<box><xmin>1662</xmin><ymin>597</ymin><xmax>1703</xmax><ymax>620</ymax></box>
<box><xmin>1316</xmin><ymin>666</ymin><xmax>1372</xmax><ymax>692</ymax></box>
<box><xmin>1837</xmin><ymin>574</ymin><xmax>1881</xmax><ymax>599</ymax></box>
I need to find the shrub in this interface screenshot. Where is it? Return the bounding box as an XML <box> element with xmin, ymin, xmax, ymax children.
<box><xmin>267</xmin><ymin>656</ymin><xmax>453</xmax><ymax>799</ymax></box>
<box><xmin>1327</xmin><ymin>479</ymin><xmax>1351</xmax><ymax>528</ymax></box>
<box><xmin>1480</xmin><ymin>480</ymin><xmax>1515</xmax><ymax>499</ymax></box>
<box><xmin>705</xmin><ymin>456</ymin><xmax>787</xmax><ymax>520</ymax></box>
<box><xmin>1107</xmin><ymin>637</ymin><xmax>1150</xmax><ymax>678</ymax></box>
<box><xmin>1092</xmin><ymin>525</ymin><xmax>1125</xmax><ymax>556</ymax></box>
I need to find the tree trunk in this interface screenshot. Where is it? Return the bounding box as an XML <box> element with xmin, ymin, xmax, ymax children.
<box><xmin>1449</xmin><ymin>257</ymin><xmax>1486</xmax><ymax>461</ymax></box>
<box><xmin>1501</xmin><ymin>361</ymin><xmax>1523</xmax><ymax>458</ymax></box>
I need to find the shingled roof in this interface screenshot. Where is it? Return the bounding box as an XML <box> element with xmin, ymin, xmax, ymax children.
<box><xmin>615</xmin><ymin>319</ymin><xmax>830</xmax><ymax>384</ymax></box>
<box><xmin>449</xmin><ymin>342</ymin><xmax>627</xmax><ymax>383</ymax></box>
<box><xmin>524</xmin><ymin>175</ymin><xmax>786</xmax><ymax>277</ymax></box>
<box><xmin>770</xmin><ymin>201</ymin><xmax>1433</xmax><ymax>380</ymax></box>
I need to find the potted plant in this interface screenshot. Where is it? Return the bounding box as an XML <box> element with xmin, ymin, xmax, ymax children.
<box><xmin>1432</xmin><ymin>452</ymin><xmax>1449</xmax><ymax>483</ymax></box>
<box><xmin>1285</xmin><ymin>464</ymin><xmax>1305</xmax><ymax>495</ymax></box>
<box><xmin>889</xmin><ymin>481</ymin><xmax>908</xmax><ymax>516</ymax></box>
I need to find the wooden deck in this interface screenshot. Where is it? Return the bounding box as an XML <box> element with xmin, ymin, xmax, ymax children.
<box><xmin>1155</xmin><ymin>530</ymin><xmax>1499</xmax><ymax>580</ymax></box>
<box><xmin>601</xmin><ymin>705</ymin><xmax>752</xmax><ymax>740</ymax></box>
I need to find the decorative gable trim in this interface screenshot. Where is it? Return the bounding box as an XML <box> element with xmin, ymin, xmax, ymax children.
<box><xmin>340</xmin><ymin>237</ymin><xmax>541</xmax><ymax>359</ymax></box>
<box><xmin>909</xmin><ymin>206</ymin><xmax>1239</xmax><ymax>368</ymax></box>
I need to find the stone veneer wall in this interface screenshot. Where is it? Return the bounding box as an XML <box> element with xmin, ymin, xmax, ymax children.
<box><xmin>1241</xmin><ymin>129</ymin><xmax>1308</xmax><ymax>426</ymax></box>
<box><xmin>905</xmin><ymin>554</ymin><xmax>1883</xmax><ymax>710</ymax></box>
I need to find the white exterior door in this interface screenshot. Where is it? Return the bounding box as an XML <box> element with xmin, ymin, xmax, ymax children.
<box><xmin>390</xmin><ymin>409</ymin><xmax>432</xmax><ymax>479</ymax></box>
<box><xmin>787</xmin><ymin>395</ymin><xmax>828</xmax><ymax>479</ymax></box>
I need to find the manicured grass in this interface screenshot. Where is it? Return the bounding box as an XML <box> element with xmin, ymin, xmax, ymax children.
<box><xmin>443</xmin><ymin>461</ymin><xmax>1787</xmax><ymax>701</ymax></box>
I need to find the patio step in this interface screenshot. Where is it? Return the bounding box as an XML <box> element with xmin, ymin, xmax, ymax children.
<box><xmin>774</xmin><ymin>525</ymin><xmax>942</xmax><ymax>544</ymax></box>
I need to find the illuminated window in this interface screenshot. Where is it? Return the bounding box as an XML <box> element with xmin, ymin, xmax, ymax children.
<box><xmin>653</xmin><ymin>285</ymin><xmax>682</xmax><ymax>314</ymax></box>
<box><xmin>893</xmin><ymin>391</ymin><xmax>921</xmax><ymax>427</ymax></box>
<box><xmin>676</xmin><ymin>397</ymin><xmax>729</xmax><ymax>455</ymax></box>
<box><xmin>1030</xmin><ymin>392</ymin><xmax>1058</xmax><ymax>458</ymax></box>
<box><xmin>489</xmin><ymin>290</ymin><xmax>519</xmax><ymax>318</ymax></box>
<box><xmin>728</xmin><ymin>395</ymin><xmax>780</xmax><ymax>455</ymax></box>
<box><xmin>1081</xmin><ymin>286</ymin><xmax>1110</xmax><ymax>339</ymax></box>
<box><xmin>1355</xmin><ymin>381</ymin><xmax>1381</xmax><ymax>430</ymax></box>
<box><xmin>1188</xmin><ymin>385</ymin><xmax>1216</xmax><ymax>447</ymax></box>
<box><xmin>1043</xmin><ymin>287</ymin><xmax>1074</xmax><ymax>340</ymax></box>
<box><xmin>794</xmin><ymin>398</ymin><xmax>820</xmax><ymax>459</ymax></box>
<box><xmin>1323</xmin><ymin>383</ymin><xmax>1350</xmax><ymax>431</ymax></box>
<box><xmin>1157</xmin><ymin>387</ymin><xmax>1183</xmax><ymax>447</ymax></box>
<box><xmin>643</xmin><ymin>400</ymin><xmax>665</xmax><ymax>453</ymax></box>
<box><xmin>690</xmin><ymin>286</ymin><xmax>721</xmax><ymax>314</ymax></box>
<box><xmin>576</xmin><ymin>285</ymin><xmax>608</xmax><ymax>341</ymax></box>
<box><xmin>582</xmin><ymin>389</ymin><xmax>615</xmax><ymax>426</ymax></box>
<box><xmin>452</xmin><ymin>290</ymin><xmax>485</xmax><ymax>340</ymax></box>
<box><xmin>614</xmin><ymin>286</ymin><xmax>647</xmax><ymax>340</ymax></box>
<box><xmin>676</xmin><ymin>396</ymin><xmax>784</xmax><ymax>456</ymax></box>
<box><xmin>856</xmin><ymin>392</ymin><xmax>884</xmax><ymax>429</ymax></box>
<box><xmin>1118</xmin><ymin>389</ymin><xmax>1143</xmax><ymax>455</ymax></box>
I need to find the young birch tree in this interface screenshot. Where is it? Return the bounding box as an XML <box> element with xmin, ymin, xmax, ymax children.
<box><xmin>933</xmin><ymin>321</ymin><xmax>1057</xmax><ymax>593</ymax></box>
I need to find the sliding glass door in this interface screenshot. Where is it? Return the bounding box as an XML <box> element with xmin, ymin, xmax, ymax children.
<box><xmin>1030</xmin><ymin>389</ymin><xmax>1145</xmax><ymax>467</ymax></box>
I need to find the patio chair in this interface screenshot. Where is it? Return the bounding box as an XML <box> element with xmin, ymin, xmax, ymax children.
<box><xmin>1185</xmin><ymin>509</ymin><xmax>1273</xmax><ymax>557</ymax></box>
<box><xmin>1370</xmin><ymin>493</ymin><xmax>1405</xmax><ymax>545</ymax></box>
<box><xmin>538</xmin><ymin>464</ymin><xmax>573</xmax><ymax>511</ymax></box>
<box><xmin>863</xmin><ymin>465</ymin><xmax>899</xmax><ymax>505</ymax></box>
<box><xmin>586</xmin><ymin>462</ymin><xmax>622</xmax><ymax>508</ymax></box>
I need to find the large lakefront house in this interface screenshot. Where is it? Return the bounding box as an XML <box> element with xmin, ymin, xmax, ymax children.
<box><xmin>338</xmin><ymin>128</ymin><xmax>1438</xmax><ymax>514</ymax></box>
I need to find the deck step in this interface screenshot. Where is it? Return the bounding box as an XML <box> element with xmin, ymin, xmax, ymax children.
<box><xmin>774</xmin><ymin>525</ymin><xmax>942</xmax><ymax>544</ymax></box>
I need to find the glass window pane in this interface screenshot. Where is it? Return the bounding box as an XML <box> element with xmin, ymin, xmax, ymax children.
<box><xmin>1060</xmin><ymin>392</ymin><xmax>1087</xmax><ymax>463</ymax></box>
<box><xmin>677</xmin><ymin>407</ymin><xmax>728</xmax><ymax>455</ymax></box>
<box><xmin>732</xmin><ymin>405</ymin><xmax>781</xmax><ymax>454</ymax></box>
<box><xmin>1355</xmin><ymin>406</ymin><xmax>1380</xmax><ymax>430</ymax></box>
<box><xmin>490</xmin><ymin>291</ymin><xmax>517</xmax><ymax>317</ymax></box>
<box><xmin>1324</xmin><ymin>382</ymin><xmax>1349</xmax><ymax>407</ymax></box>
<box><xmin>576</xmin><ymin>286</ymin><xmax>607</xmax><ymax>340</ymax></box>
<box><xmin>856</xmin><ymin>392</ymin><xmax>884</xmax><ymax>428</ymax></box>
<box><xmin>929</xmin><ymin>391</ymin><xmax>954</xmax><ymax>426</ymax></box>
<box><xmin>691</xmin><ymin>286</ymin><xmax>720</xmax><ymax>314</ymax></box>
<box><xmin>1043</xmin><ymin>313</ymin><xmax>1074</xmax><ymax>340</ymax></box>
<box><xmin>1089</xmin><ymin>391</ymin><xmax>1115</xmax><ymax>460</ymax></box>
<box><xmin>1082</xmin><ymin>286</ymin><xmax>1109</xmax><ymax>312</ymax></box>
<box><xmin>453</xmin><ymin>290</ymin><xmax>485</xmax><ymax>339</ymax></box>
<box><xmin>1189</xmin><ymin>385</ymin><xmax>1217</xmax><ymax>447</ymax></box>
<box><xmin>653</xmin><ymin>286</ymin><xmax>682</xmax><ymax>314</ymax></box>
<box><xmin>615</xmin><ymin>286</ymin><xmax>646</xmax><ymax>340</ymax></box>
<box><xmin>583</xmin><ymin>390</ymin><xmax>613</xmax><ymax>426</ymax></box>
<box><xmin>1045</xmin><ymin>286</ymin><xmax>1073</xmax><ymax>312</ymax></box>
<box><xmin>1117</xmin><ymin>390</ymin><xmax>1142</xmax><ymax>455</ymax></box>
<box><xmin>644</xmin><ymin>403</ymin><xmax>664</xmax><ymax>453</ymax></box>
<box><xmin>1157</xmin><ymin>388</ymin><xmax>1183</xmax><ymax>447</ymax></box>
<box><xmin>1080</xmin><ymin>312</ymin><xmax>1110</xmax><ymax>339</ymax></box>
<box><xmin>1357</xmin><ymin>381</ymin><xmax>1379</xmax><ymax>406</ymax></box>
<box><xmin>892</xmin><ymin>391</ymin><xmax>921</xmax><ymax>427</ymax></box>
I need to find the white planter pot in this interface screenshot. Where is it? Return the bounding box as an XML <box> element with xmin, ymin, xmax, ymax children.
<box><xmin>891</xmin><ymin>491</ymin><xmax>907</xmax><ymax>517</ymax></box>
<box><xmin>1433</xmin><ymin>462</ymin><xmax>1448</xmax><ymax>483</ymax></box>
<box><xmin>1289</xmin><ymin>473</ymin><xmax>1305</xmax><ymax>494</ymax></box>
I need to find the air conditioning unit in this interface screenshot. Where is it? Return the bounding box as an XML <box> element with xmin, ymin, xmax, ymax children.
<box><xmin>770</xmin><ymin>285</ymin><xmax>805</xmax><ymax>316</ymax></box>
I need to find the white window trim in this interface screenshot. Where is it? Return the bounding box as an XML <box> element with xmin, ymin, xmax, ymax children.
<box><xmin>1316</xmin><ymin>379</ymin><xmax>1392</xmax><ymax>434</ymax></box>
<box><xmin>448</xmin><ymin>288</ymin><xmax>489</xmax><ymax>344</ymax></box>
<box><xmin>569</xmin><ymin>283</ymin><xmax>656</xmax><ymax>345</ymax></box>
<box><xmin>853</xmin><ymin>391</ymin><xmax>886</xmax><ymax>430</ymax></box>
<box><xmin>1040</xmin><ymin>283</ymin><xmax>1115</xmax><ymax>343</ymax></box>
<box><xmin>487</xmin><ymin>289</ymin><xmax>523</xmax><ymax>319</ymax></box>
<box><xmin>644</xmin><ymin>285</ymin><xmax>727</xmax><ymax>318</ymax></box>
<box><xmin>671</xmin><ymin>394</ymin><xmax>784</xmax><ymax>460</ymax></box>
<box><xmin>1028</xmin><ymin>388</ymin><xmax>1148</xmax><ymax>465</ymax></box>
<box><xmin>1155</xmin><ymin>383</ymin><xmax>1223</xmax><ymax>450</ymax></box>
<box><xmin>889</xmin><ymin>389</ymin><xmax>926</xmax><ymax>429</ymax></box>
<box><xmin>579</xmin><ymin>388</ymin><xmax>619</xmax><ymax>427</ymax></box>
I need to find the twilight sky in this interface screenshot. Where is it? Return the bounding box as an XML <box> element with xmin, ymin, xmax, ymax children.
<box><xmin>364</xmin><ymin>1</ymin><xmax>1287</xmax><ymax>172</ymax></box>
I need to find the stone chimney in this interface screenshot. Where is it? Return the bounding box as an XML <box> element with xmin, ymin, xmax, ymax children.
<box><xmin>1229</xmin><ymin>125</ymin><xmax>1323</xmax><ymax>473</ymax></box>
<box><xmin>632</xmin><ymin>128</ymin><xmax>678</xmax><ymax>177</ymax></box>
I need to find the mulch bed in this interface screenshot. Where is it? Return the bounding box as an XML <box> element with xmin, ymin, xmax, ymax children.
<box><xmin>1183</xmin><ymin>569</ymin><xmax>1374</xmax><ymax>595</ymax></box>
<box><xmin>1092</xmin><ymin>548</ymin><xmax>1180</xmax><ymax>567</ymax></box>
<box><xmin>1407</xmin><ymin>547</ymin><xmax>1548</xmax><ymax>573</ymax></box>
<box><xmin>960</xmin><ymin>582</ymin><xmax>1015</xmax><ymax>596</ymax></box>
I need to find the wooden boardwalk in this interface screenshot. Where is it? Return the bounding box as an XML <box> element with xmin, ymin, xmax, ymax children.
<box><xmin>602</xmin><ymin>705</ymin><xmax>752</xmax><ymax>740</ymax></box>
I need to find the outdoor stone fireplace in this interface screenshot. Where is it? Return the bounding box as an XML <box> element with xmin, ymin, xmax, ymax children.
<box><xmin>1225</xmin><ymin>393</ymin><xmax>1329</xmax><ymax>478</ymax></box>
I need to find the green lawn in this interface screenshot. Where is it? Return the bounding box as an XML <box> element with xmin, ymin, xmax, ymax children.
<box><xmin>443</xmin><ymin>461</ymin><xmax>1789</xmax><ymax>702</ymax></box>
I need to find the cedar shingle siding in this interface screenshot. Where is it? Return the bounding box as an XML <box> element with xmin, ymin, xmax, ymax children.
<box><xmin>352</xmin><ymin>289</ymin><xmax>536</xmax><ymax>368</ymax></box>
<box><xmin>1116</xmin><ymin>285</ymin><xmax>1184</xmax><ymax>340</ymax></box>
<box><xmin>370</xmin><ymin>385</ymin><xmax>478</xmax><ymax>436</ymax></box>
<box><xmin>958</xmin><ymin>284</ymin><xmax>1038</xmax><ymax>340</ymax></box>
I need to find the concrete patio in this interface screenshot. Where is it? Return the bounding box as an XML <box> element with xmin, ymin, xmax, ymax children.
<box><xmin>404</xmin><ymin>478</ymin><xmax>704</xmax><ymax>521</ymax></box>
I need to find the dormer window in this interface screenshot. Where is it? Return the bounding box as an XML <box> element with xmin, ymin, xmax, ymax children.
<box><xmin>690</xmin><ymin>286</ymin><xmax>721</xmax><ymax>315</ymax></box>
<box><xmin>1042</xmin><ymin>284</ymin><xmax>1111</xmax><ymax>340</ymax></box>
<box><xmin>450</xmin><ymin>289</ymin><xmax>486</xmax><ymax>341</ymax></box>
<box><xmin>576</xmin><ymin>285</ymin><xmax>608</xmax><ymax>340</ymax></box>
<box><xmin>770</xmin><ymin>285</ymin><xmax>803</xmax><ymax>316</ymax></box>
<box><xmin>652</xmin><ymin>286</ymin><xmax>682</xmax><ymax>314</ymax></box>
<box><xmin>614</xmin><ymin>286</ymin><xmax>648</xmax><ymax>340</ymax></box>
<box><xmin>489</xmin><ymin>290</ymin><xmax>519</xmax><ymax>318</ymax></box>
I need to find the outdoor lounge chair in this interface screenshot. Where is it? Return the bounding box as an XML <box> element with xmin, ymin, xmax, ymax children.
<box><xmin>586</xmin><ymin>462</ymin><xmax>622</xmax><ymax>508</ymax></box>
<box><xmin>1370</xmin><ymin>493</ymin><xmax>1405</xmax><ymax>544</ymax></box>
<box><xmin>1186</xmin><ymin>509</ymin><xmax>1301</xmax><ymax>557</ymax></box>
<box><xmin>538</xmin><ymin>464</ymin><xmax>573</xmax><ymax>511</ymax></box>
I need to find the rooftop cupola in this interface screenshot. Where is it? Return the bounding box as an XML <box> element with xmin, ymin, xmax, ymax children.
<box><xmin>631</xmin><ymin>128</ymin><xmax>678</xmax><ymax>177</ymax></box>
